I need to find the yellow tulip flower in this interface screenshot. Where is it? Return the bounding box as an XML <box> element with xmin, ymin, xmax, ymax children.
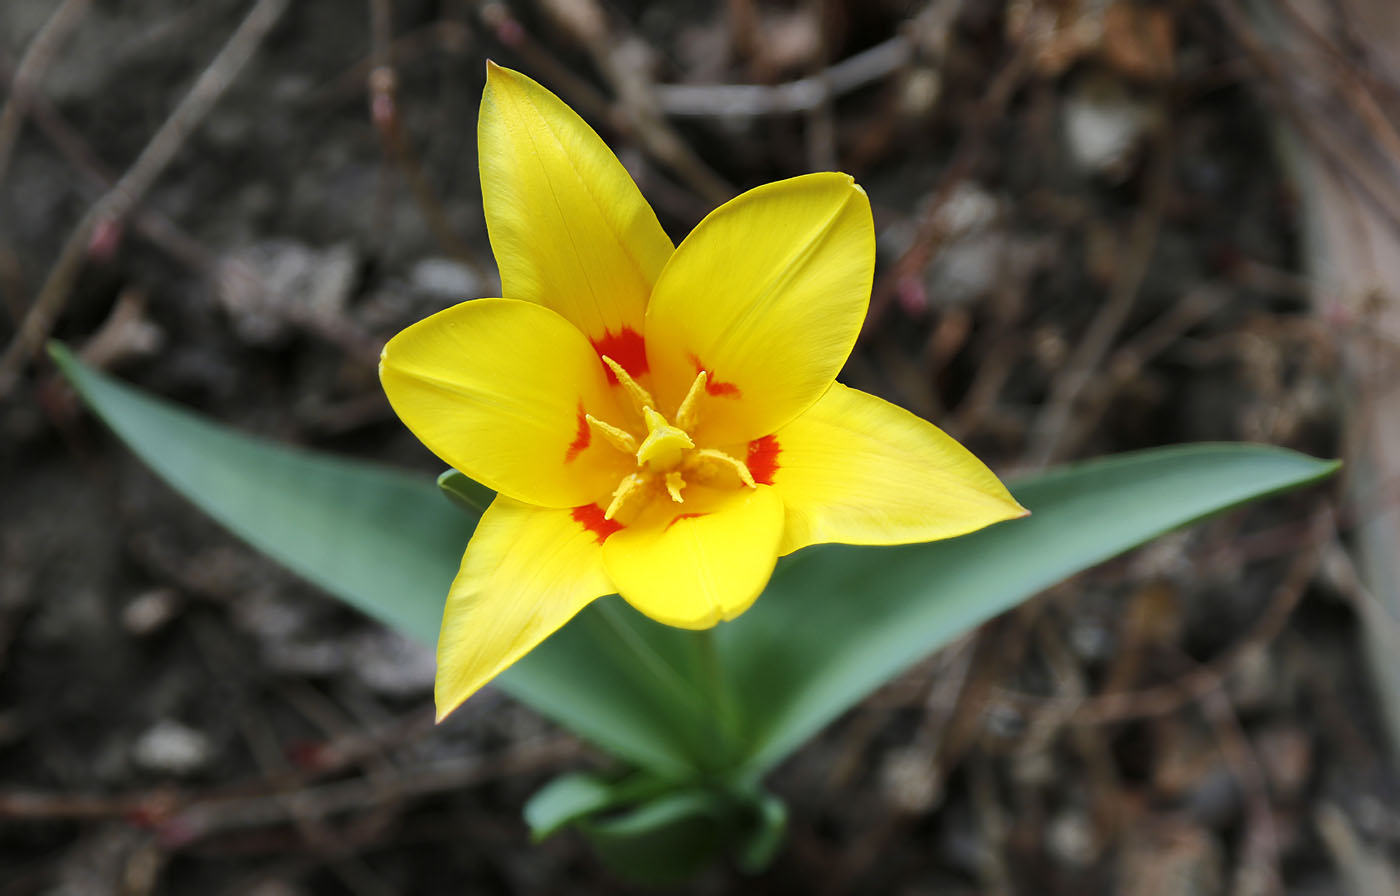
<box><xmin>380</xmin><ymin>63</ymin><xmax>1027</xmax><ymax>721</ymax></box>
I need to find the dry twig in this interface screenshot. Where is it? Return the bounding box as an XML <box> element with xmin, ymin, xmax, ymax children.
<box><xmin>653</xmin><ymin>37</ymin><xmax>913</xmax><ymax>117</ymax></box>
<box><xmin>1024</xmin><ymin>126</ymin><xmax>1173</xmax><ymax>468</ymax></box>
<box><xmin>0</xmin><ymin>0</ymin><xmax>92</xmax><ymax>188</ymax></box>
<box><xmin>998</xmin><ymin>510</ymin><xmax>1329</xmax><ymax>726</ymax></box>
<box><xmin>366</xmin><ymin>0</ymin><xmax>484</xmax><ymax>273</ymax></box>
<box><xmin>0</xmin><ymin>0</ymin><xmax>289</xmax><ymax>394</ymax></box>
<box><xmin>863</xmin><ymin>45</ymin><xmax>1032</xmax><ymax>338</ymax></box>
<box><xmin>1201</xmin><ymin>684</ymin><xmax>1281</xmax><ymax>895</ymax></box>
<box><xmin>495</xmin><ymin>0</ymin><xmax>733</xmax><ymax>204</ymax></box>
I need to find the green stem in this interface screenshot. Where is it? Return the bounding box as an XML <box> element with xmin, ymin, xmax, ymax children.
<box><xmin>592</xmin><ymin>599</ymin><xmax>707</xmax><ymax>720</ymax></box>
<box><xmin>694</xmin><ymin>627</ymin><xmax>738</xmax><ymax>763</ymax></box>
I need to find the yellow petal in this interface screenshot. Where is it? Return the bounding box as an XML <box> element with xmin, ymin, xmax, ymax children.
<box><xmin>768</xmin><ymin>383</ymin><xmax>1027</xmax><ymax>555</ymax></box>
<box><xmin>380</xmin><ymin>298</ymin><xmax>632</xmax><ymax>509</ymax></box>
<box><xmin>479</xmin><ymin>62</ymin><xmax>672</xmax><ymax>378</ymax></box>
<box><xmin>602</xmin><ymin>485</ymin><xmax>785</xmax><ymax>629</ymax></box>
<box><xmin>643</xmin><ymin>173</ymin><xmax>874</xmax><ymax>446</ymax></box>
<box><xmin>436</xmin><ymin>495</ymin><xmax>618</xmax><ymax>721</ymax></box>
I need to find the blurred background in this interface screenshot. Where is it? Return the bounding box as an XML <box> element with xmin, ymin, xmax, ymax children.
<box><xmin>1</xmin><ymin>0</ymin><xmax>1397</xmax><ymax>892</ymax></box>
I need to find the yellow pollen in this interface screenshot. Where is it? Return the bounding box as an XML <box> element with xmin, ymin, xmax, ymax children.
<box><xmin>636</xmin><ymin>406</ymin><xmax>693</xmax><ymax>471</ymax></box>
<box><xmin>675</xmin><ymin>370</ymin><xmax>708</xmax><ymax>431</ymax></box>
<box><xmin>664</xmin><ymin>471</ymin><xmax>687</xmax><ymax>503</ymax></box>
<box><xmin>586</xmin><ymin>414</ymin><xmax>637</xmax><ymax>454</ymax></box>
<box><xmin>601</xmin><ymin>355</ymin><xmax>655</xmax><ymax>414</ymax></box>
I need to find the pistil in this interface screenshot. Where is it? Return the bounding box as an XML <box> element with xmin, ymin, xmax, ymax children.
<box><xmin>636</xmin><ymin>407</ymin><xmax>693</xmax><ymax>471</ymax></box>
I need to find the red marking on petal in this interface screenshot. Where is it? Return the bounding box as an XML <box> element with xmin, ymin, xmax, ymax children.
<box><xmin>747</xmin><ymin>435</ymin><xmax>780</xmax><ymax>485</ymax></box>
<box><xmin>666</xmin><ymin>509</ymin><xmax>705</xmax><ymax>532</ymax></box>
<box><xmin>572</xmin><ymin>503</ymin><xmax>623</xmax><ymax>544</ymax></box>
<box><xmin>565</xmin><ymin>405</ymin><xmax>590</xmax><ymax>463</ymax></box>
<box><xmin>706</xmin><ymin>379</ymin><xmax>741</xmax><ymax>398</ymax></box>
<box><xmin>592</xmin><ymin>327</ymin><xmax>648</xmax><ymax>385</ymax></box>
<box><xmin>688</xmin><ymin>353</ymin><xmax>741</xmax><ymax>398</ymax></box>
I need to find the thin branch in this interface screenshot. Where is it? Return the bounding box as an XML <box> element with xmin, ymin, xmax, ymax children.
<box><xmin>0</xmin><ymin>0</ymin><xmax>289</xmax><ymax>394</ymax></box>
<box><xmin>996</xmin><ymin>511</ymin><xmax>1328</xmax><ymax>726</ymax></box>
<box><xmin>863</xmin><ymin>44</ymin><xmax>1032</xmax><ymax>339</ymax></box>
<box><xmin>0</xmin><ymin>0</ymin><xmax>92</xmax><ymax>188</ymax></box>
<box><xmin>507</xmin><ymin>0</ymin><xmax>734</xmax><ymax>204</ymax></box>
<box><xmin>652</xmin><ymin>36</ymin><xmax>913</xmax><ymax>117</ymax></box>
<box><xmin>1201</xmin><ymin>684</ymin><xmax>1281</xmax><ymax>895</ymax></box>
<box><xmin>1024</xmin><ymin>127</ymin><xmax>1173</xmax><ymax>468</ymax></box>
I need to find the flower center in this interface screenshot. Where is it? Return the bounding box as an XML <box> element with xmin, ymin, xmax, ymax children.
<box><xmin>590</xmin><ymin>355</ymin><xmax>756</xmax><ymax>522</ymax></box>
<box><xmin>637</xmin><ymin>407</ymin><xmax>692</xmax><ymax>472</ymax></box>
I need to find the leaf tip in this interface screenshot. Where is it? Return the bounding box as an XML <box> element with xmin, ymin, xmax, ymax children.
<box><xmin>46</xmin><ymin>340</ymin><xmax>73</xmax><ymax>367</ymax></box>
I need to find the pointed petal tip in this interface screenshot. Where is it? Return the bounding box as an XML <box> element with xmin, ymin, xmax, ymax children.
<box><xmin>995</xmin><ymin>496</ymin><xmax>1031</xmax><ymax>523</ymax></box>
<box><xmin>434</xmin><ymin>681</ymin><xmax>482</xmax><ymax>723</ymax></box>
<box><xmin>483</xmin><ymin>59</ymin><xmax>521</xmax><ymax>89</ymax></box>
<box><xmin>819</xmin><ymin>170</ymin><xmax>860</xmax><ymax>193</ymax></box>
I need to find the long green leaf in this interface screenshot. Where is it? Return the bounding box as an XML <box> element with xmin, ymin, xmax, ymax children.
<box><xmin>57</xmin><ymin>346</ymin><xmax>1336</xmax><ymax>787</ymax></box>
<box><xmin>724</xmin><ymin>444</ymin><xmax>1338</xmax><ymax>771</ymax></box>
<box><xmin>50</xmin><ymin>345</ymin><xmax>700</xmax><ymax>775</ymax></box>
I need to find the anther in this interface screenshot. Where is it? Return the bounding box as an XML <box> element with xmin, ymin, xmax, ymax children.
<box><xmin>686</xmin><ymin>448</ymin><xmax>756</xmax><ymax>488</ymax></box>
<box><xmin>604</xmin><ymin>472</ymin><xmax>648</xmax><ymax>521</ymax></box>
<box><xmin>675</xmin><ymin>370</ymin><xmax>708</xmax><ymax>431</ymax></box>
<box><xmin>586</xmin><ymin>414</ymin><xmax>638</xmax><ymax>454</ymax></box>
<box><xmin>665</xmin><ymin>471</ymin><xmax>686</xmax><ymax>503</ymax></box>
<box><xmin>601</xmin><ymin>355</ymin><xmax>655</xmax><ymax>414</ymax></box>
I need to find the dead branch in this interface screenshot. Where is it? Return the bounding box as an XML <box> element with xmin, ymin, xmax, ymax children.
<box><xmin>1024</xmin><ymin>126</ymin><xmax>1173</xmax><ymax>468</ymax></box>
<box><xmin>0</xmin><ymin>0</ymin><xmax>290</xmax><ymax>394</ymax></box>
<box><xmin>0</xmin><ymin>0</ymin><xmax>92</xmax><ymax>188</ymax></box>
<box><xmin>863</xmin><ymin>45</ymin><xmax>1032</xmax><ymax>339</ymax></box>
<box><xmin>653</xmin><ymin>36</ymin><xmax>913</xmax><ymax>117</ymax></box>
<box><xmin>997</xmin><ymin>510</ymin><xmax>1328</xmax><ymax>726</ymax></box>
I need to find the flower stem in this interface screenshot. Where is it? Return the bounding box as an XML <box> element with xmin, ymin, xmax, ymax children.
<box><xmin>592</xmin><ymin>599</ymin><xmax>707</xmax><ymax>720</ymax></box>
<box><xmin>694</xmin><ymin>626</ymin><xmax>738</xmax><ymax>762</ymax></box>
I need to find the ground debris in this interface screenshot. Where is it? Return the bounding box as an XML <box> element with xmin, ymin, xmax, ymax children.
<box><xmin>0</xmin><ymin>0</ymin><xmax>1376</xmax><ymax>892</ymax></box>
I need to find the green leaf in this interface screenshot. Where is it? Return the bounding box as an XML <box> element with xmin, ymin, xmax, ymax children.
<box><xmin>436</xmin><ymin>468</ymin><xmax>495</xmax><ymax>515</ymax></box>
<box><xmin>733</xmin><ymin>788</ymin><xmax>787</xmax><ymax>873</ymax></box>
<box><xmin>525</xmin><ymin>772</ymin><xmax>623</xmax><ymax>841</ymax></box>
<box><xmin>52</xmin><ymin>343</ymin><xmax>468</xmax><ymax>645</ymax></box>
<box><xmin>579</xmin><ymin>789</ymin><xmax>732</xmax><ymax>885</ymax></box>
<box><xmin>57</xmin><ymin>344</ymin><xmax>1338</xmax><ymax>809</ymax></box>
<box><xmin>49</xmin><ymin>345</ymin><xmax>702</xmax><ymax>777</ymax></box>
<box><xmin>525</xmin><ymin>767</ymin><xmax>788</xmax><ymax>876</ymax></box>
<box><xmin>724</xmin><ymin>444</ymin><xmax>1338</xmax><ymax>772</ymax></box>
<box><xmin>524</xmin><ymin>770</ymin><xmax>673</xmax><ymax>841</ymax></box>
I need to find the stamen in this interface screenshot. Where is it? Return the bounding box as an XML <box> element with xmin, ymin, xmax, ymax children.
<box><xmin>665</xmin><ymin>471</ymin><xmax>686</xmax><ymax>503</ymax></box>
<box><xmin>601</xmin><ymin>355</ymin><xmax>655</xmax><ymax>414</ymax></box>
<box><xmin>585</xmin><ymin>414</ymin><xmax>638</xmax><ymax>454</ymax></box>
<box><xmin>604</xmin><ymin>472</ymin><xmax>648</xmax><ymax>521</ymax></box>
<box><xmin>675</xmin><ymin>370</ymin><xmax>708</xmax><ymax>431</ymax></box>
<box><xmin>686</xmin><ymin>448</ymin><xmax>756</xmax><ymax>488</ymax></box>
